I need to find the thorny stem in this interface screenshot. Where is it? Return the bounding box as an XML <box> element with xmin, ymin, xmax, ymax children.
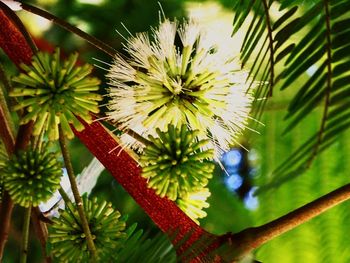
<box><xmin>220</xmin><ymin>182</ymin><xmax>350</xmax><ymax>261</ymax></box>
<box><xmin>19</xmin><ymin>1</ymin><xmax>117</xmax><ymax>57</ymax></box>
<box><xmin>58</xmin><ymin>125</ymin><xmax>97</xmax><ymax>261</ymax></box>
<box><xmin>20</xmin><ymin>205</ymin><xmax>32</xmax><ymax>263</ymax></box>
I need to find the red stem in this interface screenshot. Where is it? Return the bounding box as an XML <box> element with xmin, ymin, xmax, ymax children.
<box><xmin>0</xmin><ymin>5</ymin><xmax>35</xmax><ymax>65</ymax></box>
<box><xmin>0</xmin><ymin>105</ymin><xmax>15</xmax><ymax>155</ymax></box>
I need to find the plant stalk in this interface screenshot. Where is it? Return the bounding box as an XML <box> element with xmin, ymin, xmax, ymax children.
<box><xmin>221</xmin><ymin>182</ymin><xmax>350</xmax><ymax>261</ymax></box>
<box><xmin>0</xmin><ymin>66</ymin><xmax>15</xmax><ymax>154</ymax></box>
<box><xmin>58</xmin><ymin>187</ymin><xmax>72</xmax><ymax>205</ymax></box>
<box><xmin>20</xmin><ymin>204</ymin><xmax>32</xmax><ymax>263</ymax></box>
<box><xmin>31</xmin><ymin>207</ymin><xmax>52</xmax><ymax>262</ymax></box>
<box><xmin>0</xmin><ymin>192</ymin><xmax>14</xmax><ymax>260</ymax></box>
<box><xmin>58</xmin><ymin>125</ymin><xmax>97</xmax><ymax>261</ymax></box>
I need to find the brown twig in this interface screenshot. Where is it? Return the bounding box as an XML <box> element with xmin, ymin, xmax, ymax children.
<box><xmin>58</xmin><ymin>126</ymin><xmax>97</xmax><ymax>261</ymax></box>
<box><xmin>31</xmin><ymin>208</ymin><xmax>52</xmax><ymax>263</ymax></box>
<box><xmin>0</xmin><ymin>192</ymin><xmax>15</xmax><ymax>260</ymax></box>
<box><xmin>20</xmin><ymin>205</ymin><xmax>32</xmax><ymax>263</ymax></box>
<box><xmin>219</xmin><ymin>182</ymin><xmax>350</xmax><ymax>261</ymax></box>
<box><xmin>20</xmin><ymin>1</ymin><xmax>117</xmax><ymax>57</ymax></box>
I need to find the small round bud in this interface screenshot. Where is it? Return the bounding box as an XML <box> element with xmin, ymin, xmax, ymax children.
<box><xmin>140</xmin><ymin>124</ymin><xmax>214</xmax><ymax>201</ymax></box>
<box><xmin>49</xmin><ymin>195</ymin><xmax>127</xmax><ymax>262</ymax></box>
<box><xmin>10</xmin><ymin>48</ymin><xmax>103</xmax><ymax>141</ymax></box>
<box><xmin>2</xmin><ymin>144</ymin><xmax>62</xmax><ymax>207</ymax></box>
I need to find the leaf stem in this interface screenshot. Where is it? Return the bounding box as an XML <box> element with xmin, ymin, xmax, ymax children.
<box><xmin>58</xmin><ymin>125</ymin><xmax>97</xmax><ymax>261</ymax></box>
<box><xmin>307</xmin><ymin>0</ymin><xmax>332</xmax><ymax>168</ymax></box>
<box><xmin>31</xmin><ymin>207</ymin><xmax>52</xmax><ymax>262</ymax></box>
<box><xmin>20</xmin><ymin>204</ymin><xmax>32</xmax><ymax>263</ymax></box>
<box><xmin>58</xmin><ymin>187</ymin><xmax>72</xmax><ymax>205</ymax></box>
<box><xmin>261</xmin><ymin>0</ymin><xmax>275</xmax><ymax>96</ymax></box>
<box><xmin>0</xmin><ymin>68</ymin><xmax>15</xmax><ymax>155</ymax></box>
<box><xmin>0</xmin><ymin>192</ymin><xmax>14</xmax><ymax>261</ymax></box>
<box><xmin>19</xmin><ymin>1</ymin><xmax>117</xmax><ymax>57</ymax></box>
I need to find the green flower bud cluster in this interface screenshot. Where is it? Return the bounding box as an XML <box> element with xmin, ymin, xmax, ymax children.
<box><xmin>49</xmin><ymin>195</ymin><xmax>127</xmax><ymax>262</ymax></box>
<box><xmin>10</xmin><ymin>48</ymin><xmax>103</xmax><ymax>140</ymax></box>
<box><xmin>2</xmin><ymin>144</ymin><xmax>62</xmax><ymax>207</ymax></box>
<box><xmin>140</xmin><ymin>124</ymin><xmax>215</xmax><ymax>201</ymax></box>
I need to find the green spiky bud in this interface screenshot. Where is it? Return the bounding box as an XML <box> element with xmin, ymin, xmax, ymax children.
<box><xmin>49</xmin><ymin>195</ymin><xmax>127</xmax><ymax>262</ymax></box>
<box><xmin>140</xmin><ymin>124</ymin><xmax>215</xmax><ymax>201</ymax></box>
<box><xmin>2</xmin><ymin>144</ymin><xmax>62</xmax><ymax>207</ymax></box>
<box><xmin>10</xmin><ymin>48</ymin><xmax>103</xmax><ymax>140</ymax></box>
<box><xmin>176</xmin><ymin>188</ymin><xmax>211</xmax><ymax>224</ymax></box>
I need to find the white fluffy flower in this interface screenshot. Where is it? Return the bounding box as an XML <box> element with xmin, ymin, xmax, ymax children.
<box><xmin>106</xmin><ymin>18</ymin><xmax>254</xmax><ymax>158</ymax></box>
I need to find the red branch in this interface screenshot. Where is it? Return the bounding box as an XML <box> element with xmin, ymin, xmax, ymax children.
<box><xmin>0</xmin><ymin>7</ymin><xmax>33</xmax><ymax>65</ymax></box>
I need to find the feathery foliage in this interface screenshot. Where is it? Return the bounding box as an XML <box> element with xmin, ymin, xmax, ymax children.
<box><xmin>234</xmin><ymin>0</ymin><xmax>350</xmax><ymax>190</ymax></box>
<box><xmin>232</xmin><ymin>0</ymin><xmax>298</xmax><ymax>118</ymax></box>
<box><xmin>114</xmin><ymin>227</ymin><xmax>176</xmax><ymax>263</ymax></box>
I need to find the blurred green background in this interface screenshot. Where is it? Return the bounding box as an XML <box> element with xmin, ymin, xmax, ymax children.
<box><xmin>2</xmin><ymin>0</ymin><xmax>350</xmax><ymax>262</ymax></box>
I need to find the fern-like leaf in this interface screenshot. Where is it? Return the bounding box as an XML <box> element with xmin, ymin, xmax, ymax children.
<box><xmin>114</xmin><ymin>227</ymin><xmax>176</xmax><ymax>263</ymax></box>
<box><xmin>259</xmin><ymin>0</ymin><xmax>350</xmax><ymax>191</ymax></box>
<box><xmin>232</xmin><ymin>0</ymin><xmax>298</xmax><ymax>119</ymax></box>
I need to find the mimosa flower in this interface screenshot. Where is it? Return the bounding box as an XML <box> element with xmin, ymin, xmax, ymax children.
<box><xmin>2</xmin><ymin>144</ymin><xmax>62</xmax><ymax>207</ymax></box>
<box><xmin>49</xmin><ymin>195</ymin><xmax>127</xmax><ymax>262</ymax></box>
<box><xmin>11</xmin><ymin>48</ymin><xmax>102</xmax><ymax>140</ymax></box>
<box><xmin>106</xmin><ymin>18</ymin><xmax>254</xmax><ymax>157</ymax></box>
<box><xmin>140</xmin><ymin>124</ymin><xmax>214</xmax><ymax>201</ymax></box>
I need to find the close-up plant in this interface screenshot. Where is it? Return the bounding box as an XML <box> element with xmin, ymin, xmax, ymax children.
<box><xmin>0</xmin><ymin>0</ymin><xmax>350</xmax><ymax>262</ymax></box>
